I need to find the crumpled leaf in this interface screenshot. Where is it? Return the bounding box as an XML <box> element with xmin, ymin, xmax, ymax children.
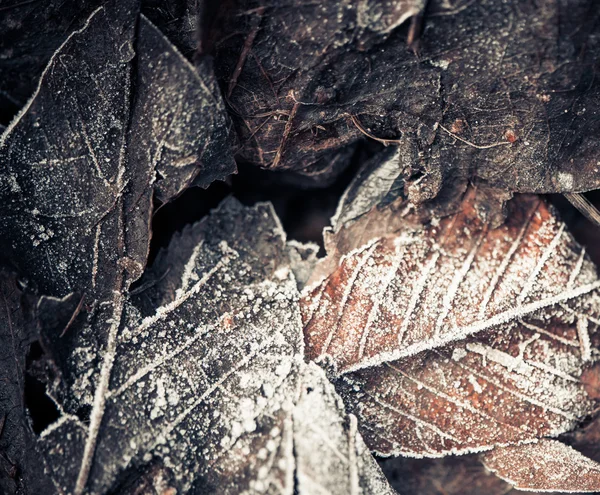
<box><xmin>34</xmin><ymin>198</ymin><xmax>394</xmax><ymax>494</ymax></box>
<box><xmin>216</xmin><ymin>0</ymin><xmax>600</xmax><ymax>203</ymax></box>
<box><xmin>214</xmin><ymin>0</ymin><xmax>430</xmax><ymax>182</ymax></box>
<box><xmin>301</xmin><ymin>155</ymin><xmax>600</xmax><ymax>458</ymax></box>
<box><xmin>482</xmin><ymin>439</ymin><xmax>600</xmax><ymax>493</ymax></box>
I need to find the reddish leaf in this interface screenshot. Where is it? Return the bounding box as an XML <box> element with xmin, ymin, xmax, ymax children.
<box><xmin>302</xmin><ymin>191</ymin><xmax>600</xmax><ymax>456</ymax></box>
<box><xmin>482</xmin><ymin>440</ymin><xmax>600</xmax><ymax>493</ymax></box>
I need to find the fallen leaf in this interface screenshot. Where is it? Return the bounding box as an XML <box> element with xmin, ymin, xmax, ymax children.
<box><xmin>302</xmin><ymin>159</ymin><xmax>600</xmax><ymax>457</ymax></box>
<box><xmin>215</xmin><ymin>0</ymin><xmax>600</xmax><ymax>204</ymax></box>
<box><xmin>482</xmin><ymin>439</ymin><xmax>600</xmax><ymax>493</ymax></box>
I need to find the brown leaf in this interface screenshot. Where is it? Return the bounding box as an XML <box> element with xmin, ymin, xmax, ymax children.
<box><xmin>303</xmin><ymin>193</ymin><xmax>600</xmax><ymax>373</ymax></box>
<box><xmin>215</xmin><ymin>0</ymin><xmax>600</xmax><ymax>202</ymax></box>
<box><xmin>302</xmin><ymin>191</ymin><xmax>600</xmax><ymax>456</ymax></box>
<box><xmin>482</xmin><ymin>440</ymin><xmax>600</xmax><ymax>492</ymax></box>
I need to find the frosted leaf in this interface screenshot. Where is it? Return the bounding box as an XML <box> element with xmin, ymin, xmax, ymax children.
<box><xmin>0</xmin><ymin>0</ymin><xmax>233</xmax><ymax>302</ymax></box>
<box><xmin>302</xmin><ymin>187</ymin><xmax>600</xmax><ymax>456</ymax></box>
<box><xmin>0</xmin><ymin>1</ymin><xmax>235</xmax><ymax>436</ymax></box>
<box><xmin>329</xmin><ymin>147</ymin><xmax>405</xmax><ymax>235</ymax></box>
<box><xmin>33</xmin><ymin>199</ymin><xmax>395</xmax><ymax>495</ymax></box>
<box><xmin>308</xmin><ymin>148</ymin><xmax>413</xmax><ymax>288</ymax></box>
<box><xmin>304</xmin><ymin>193</ymin><xmax>600</xmax><ymax>373</ymax></box>
<box><xmin>335</xmin><ymin>321</ymin><xmax>596</xmax><ymax>457</ymax></box>
<box><xmin>37</xmin><ymin>199</ymin><xmax>302</xmax><ymax>494</ymax></box>
<box><xmin>482</xmin><ymin>440</ymin><xmax>600</xmax><ymax>492</ymax></box>
<box><xmin>293</xmin><ymin>363</ymin><xmax>397</xmax><ymax>495</ymax></box>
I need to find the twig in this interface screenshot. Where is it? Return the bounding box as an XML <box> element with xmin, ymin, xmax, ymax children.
<box><xmin>60</xmin><ymin>294</ymin><xmax>86</xmax><ymax>338</ymax></box>
<box><xmin>438</xmin><ymin>124</ymin><xmax>512</xmax><ymax>150</ymax></box>
<box><xmin>348</xmin><ymin>114</ymin><xmax>403</xmax><ymax>146</ymax></box>
<box><xmin>227</xmin><ymin>7</ymin><xmax>265</xmax><ymax>98</ymax></box>
<box><xmin>564</xmin><ymin>192</ymin><xmax>600</xmax><ymax>228</ymax></box>
<box><xmin>271</xmin><ymin>100</ymin><xmax>300</xmax><ymax>168</ymax></box>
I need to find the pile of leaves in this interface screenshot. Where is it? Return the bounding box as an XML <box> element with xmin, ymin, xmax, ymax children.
<box><xmin>1</xmin><ymin>0</ymin><xmax>600</xmax><ymax>494</ymax></box>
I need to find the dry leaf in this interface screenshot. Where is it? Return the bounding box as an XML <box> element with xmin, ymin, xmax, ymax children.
<box><xmin>302</xmin><ymin>177</ymin><xmax>600</xmax><ymax>458</ymax></box>
<box><xmin>215</xmin><ymin>0</ymin><xmax>600</xmax><ymax>204</ymax></box>
<box><xmin>1</xmin><ymin>197</ymin><xmax>396</xmax><ymax>494</ymax></box>
<box><xmin>34</xmin><ymin>199</ymin><xmax>301</xmax><ymax>494</ymax></box>
<box><xmin>482</xmin><ymin>439</ymin><xmax>600</xmax><ymax>493</ymax></box>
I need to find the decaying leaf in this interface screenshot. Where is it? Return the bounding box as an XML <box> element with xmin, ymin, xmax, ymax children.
<box><xmin>29</xmin><ymin>198</ymin><xmax>395</xmax><ymax>494</ymax></box>
<box><xmin>482</xmin><ymin>439</ymin><xmax>600</xmax><ymax>493</ymax></box>
<box><xmin>301</xmin><ymin>157</ymin><xmax>600</xmax><ymax>460</ymax></box>
<box><xmin>216</xmin><ymin>0</ymin><xmax>600</xmax><ymax>203</ymax></box>
<box><xmin>214</xmin><ymin>0</ymin><xmax>432</xmax><ymax>182</ymax></box>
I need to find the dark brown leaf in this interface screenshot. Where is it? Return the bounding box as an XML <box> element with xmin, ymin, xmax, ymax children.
<box><xmin>214</xmin><ymin>0</ymin><xmax>431</xmax><ymax>182</ymax></box>
<box><xmin>216</xmin><ymin>0</ymin><xmax>600</xmax><ymax>204</ymax></box>
<box><xmin>0</xmin><ymin>271</ymin><xmax>53</xmax><ymax>494</ymax></box>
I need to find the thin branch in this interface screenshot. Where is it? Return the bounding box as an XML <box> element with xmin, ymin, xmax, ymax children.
<box><xmin>348</xmin><ymin>114</ymin><xmax>403</xmax><ymax>146</ymax></box>
<box><xmin>438</xmin><ymin>124</ymin><xmax>512</xmax><ymax>150</ymax></box>
<box><xmin>564</xmin><ymin>192</ymin><xmax>600</xmax><ymax>228</ymax></box>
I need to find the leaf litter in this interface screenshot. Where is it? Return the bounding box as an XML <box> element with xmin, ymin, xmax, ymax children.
<box><xmin>2</xmin><ymin>0</ymin><xmax>600</xmax><ymax>494</ymax></box>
